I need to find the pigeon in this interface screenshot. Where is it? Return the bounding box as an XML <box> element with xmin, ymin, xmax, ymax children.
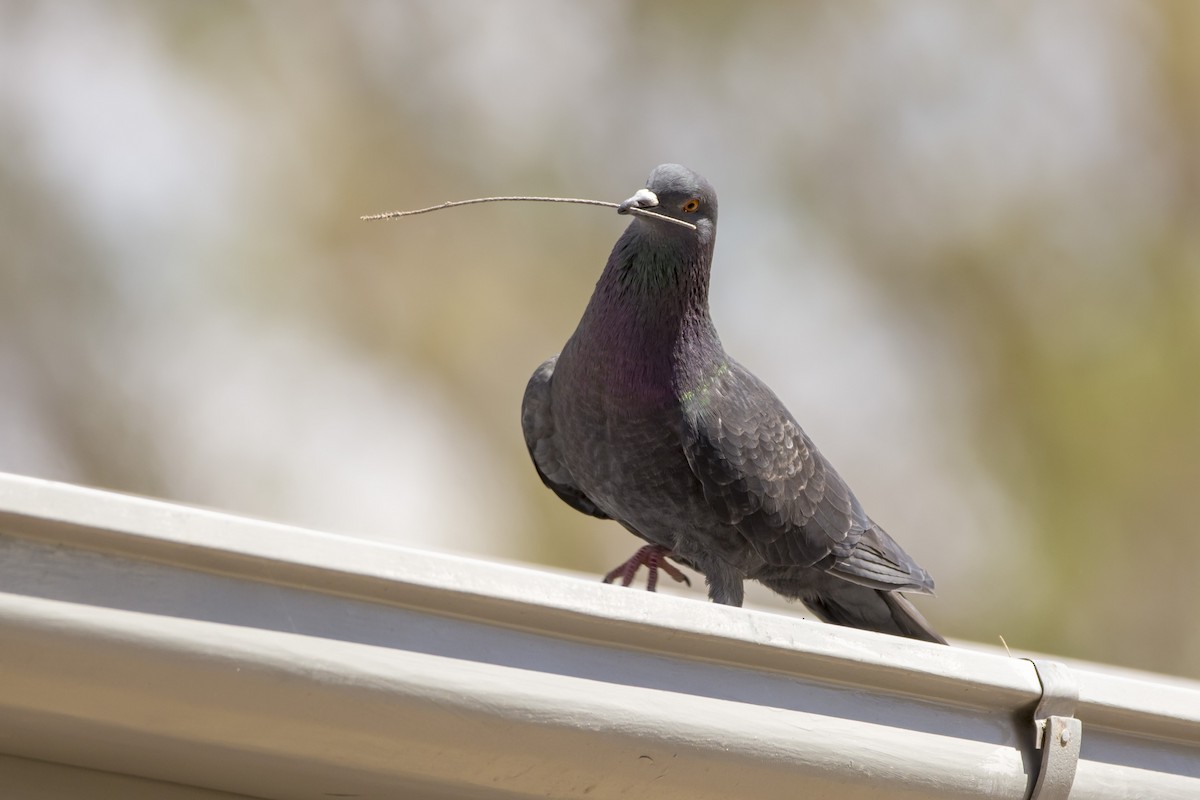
<box><xmin>521</xmin><ymin>164</ymin><xmax>944</xmax><ymax>643</ymax></box>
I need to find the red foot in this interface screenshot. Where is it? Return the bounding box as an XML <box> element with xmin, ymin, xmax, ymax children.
<box><xmin>602</xmin><ymin>544</ymin><xmax>691</xmax><ymax>592</ymax></box>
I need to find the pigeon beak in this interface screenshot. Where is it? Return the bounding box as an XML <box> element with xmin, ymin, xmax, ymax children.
<box><xmin>617</xmin><ymin>188</ymin><xmax>659</xmax><ymax>215</ymax></box>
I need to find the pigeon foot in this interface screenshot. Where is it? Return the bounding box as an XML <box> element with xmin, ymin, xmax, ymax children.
<box><xmin>602</xmin><ymin>544</ymin><xmax>691</xmax><ymax>592</ymax></box>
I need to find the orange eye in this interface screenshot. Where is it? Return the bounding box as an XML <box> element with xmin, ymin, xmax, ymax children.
<box><xmin>682</xmin><ymin>198</ymin><xmax>700</xmax><ymax>213</ymax></box>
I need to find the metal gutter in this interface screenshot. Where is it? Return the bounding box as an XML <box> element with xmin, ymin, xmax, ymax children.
<box><xmin>0</xmin><ymin>472</ymin><xmax>1197</xmax><ymax>799</ymax></box>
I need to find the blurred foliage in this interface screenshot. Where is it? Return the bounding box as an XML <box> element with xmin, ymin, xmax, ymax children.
<box><xmin>1</xmin><ymin>0</ymin><xmax>1197</xmax><ymax>675</ymax></box>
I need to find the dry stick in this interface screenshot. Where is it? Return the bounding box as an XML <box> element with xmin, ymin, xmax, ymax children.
<box><xmin>360</xmin><ymin>195</ymin><xmax>698</xmax><ymax>231</ymax></box>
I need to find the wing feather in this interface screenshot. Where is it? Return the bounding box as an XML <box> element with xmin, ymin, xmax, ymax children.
<box><xmin>681</xmin><ymin>360</ymin><xmax>932</xmax><ymax>592</ymax></box>
<box><xmin>521</xmin><ymin>357</ymin><xmax>610</xmax><ymax>520</ymax></box>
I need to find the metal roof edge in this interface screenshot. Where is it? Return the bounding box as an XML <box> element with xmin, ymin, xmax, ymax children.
<box><xmin>1</xmin><ymin>471</ymin><xmax>1198</xmax><ymax>799</ymax></box>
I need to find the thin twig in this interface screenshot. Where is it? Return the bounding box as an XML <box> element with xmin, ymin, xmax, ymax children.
<box><xmin>360</xmin><ymin>195</ymin><xmax>697</xmax><ymax>231</ymax></box>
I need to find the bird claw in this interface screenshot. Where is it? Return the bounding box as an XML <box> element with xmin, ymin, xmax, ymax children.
<box><xmin>602</xmin><ymin>544</ymin><xmax>691</xmax><ymax>592</ymax></box>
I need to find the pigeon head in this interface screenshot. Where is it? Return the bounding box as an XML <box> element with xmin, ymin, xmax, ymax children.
<box><xmin>617</xmin><ymin>164</ymin><xmax>717</xmax><ymax>245</ymax></box>
<box><xmin>578</xmin><ymin>164</ymin><xmax>725</xmax><ymax>387</ymax></box>
<box><xmin>597</xmin><ymin>164</ymin><xmax>721</xmax><ymax>310</ymax></box>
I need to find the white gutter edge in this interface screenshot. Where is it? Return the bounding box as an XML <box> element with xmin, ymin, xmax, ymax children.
<box><xmin>0</xmin><ymin>471</ymin><xmax>1198</xmax><ymax>799</ymax></box>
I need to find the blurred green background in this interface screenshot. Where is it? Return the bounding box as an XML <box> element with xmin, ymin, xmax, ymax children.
<box><xmin>1</xmin><ymin>1</ymin><xmax>1197</xmax><ymax>676</ymax></box>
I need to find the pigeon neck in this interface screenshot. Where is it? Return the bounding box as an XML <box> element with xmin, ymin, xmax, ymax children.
<box><xmin>578</xmin><ymin>228</ymin><xmax>724</xmax><ymax>395</ymax></box>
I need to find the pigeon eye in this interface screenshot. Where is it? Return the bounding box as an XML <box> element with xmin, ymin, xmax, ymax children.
<box><xmin>682</xmin><ymin>198</ymin><xmax>700</xmax><ymax>213</ymax></box>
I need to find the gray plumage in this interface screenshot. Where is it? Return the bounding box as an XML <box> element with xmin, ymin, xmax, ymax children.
<box><xmin>522</xmin><ymin>164</ymin><xmax>943</xmax><ymax>643</ymax></box>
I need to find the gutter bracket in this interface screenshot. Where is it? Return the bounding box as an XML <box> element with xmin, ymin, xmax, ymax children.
<box><xmin>1025</xmin><ymin>658</ymin><xmax>1082</xmax><ymax>800</ymax></box>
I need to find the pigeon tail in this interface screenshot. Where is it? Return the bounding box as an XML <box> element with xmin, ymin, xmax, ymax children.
<box><xmin>810</xmin><ymin>586</ymin><xmax>945</xmax><ymax>644</ymax></box>
<box><xmin>762</xmin><ymin>573</ymin><xmax>946</xmax><ymax>644</ymax></box>
<box><xmin>880</xmin><ymin>591</ymin><xmax>946</xmax><ymax>644</ymax></box>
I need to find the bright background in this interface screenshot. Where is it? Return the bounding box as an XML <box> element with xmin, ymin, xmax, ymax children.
<box><xmin>2</xmin><ymin>1</ymin><xmax>1197</xmax><ymax>676</ymax></box>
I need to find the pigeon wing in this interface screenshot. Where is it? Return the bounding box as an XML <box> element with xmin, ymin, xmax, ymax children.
<box><xmin>521</xmin><ymin>356</ymin><xmax>611</xmax><ymax>520</ymax></box>
<box><xmin>681</xmin><ymin>361</ymin><xmax>930</xmax><ymax>591</ymax></box>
